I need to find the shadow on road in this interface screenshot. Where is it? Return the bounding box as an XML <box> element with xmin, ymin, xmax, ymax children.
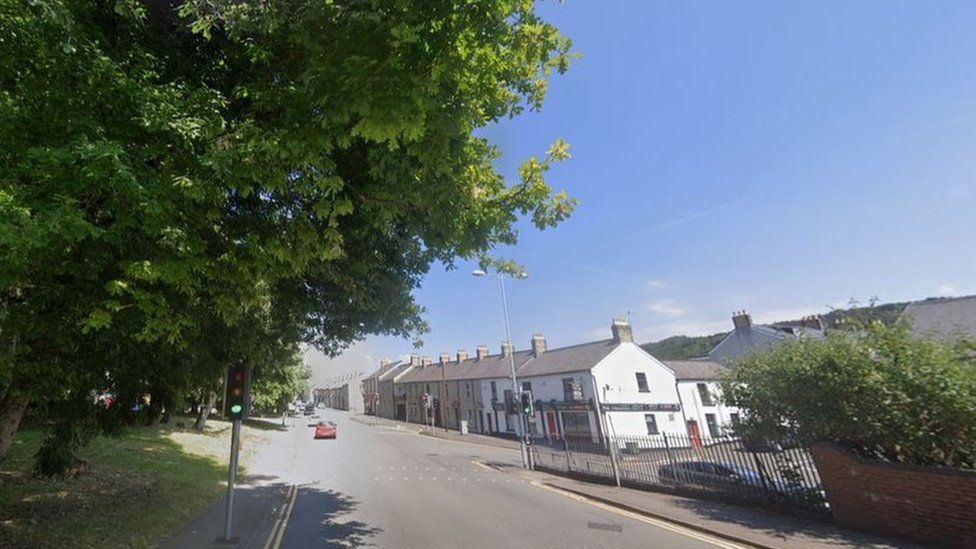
<box><xmin>286</xmin><ymin>487</ymin><xmax>382</xmax><ymax>548</ymax></box>
<box><xmin>670</xmin><ymin>498</ymin><xmax>918</xmax><ymax>547</ymax></box>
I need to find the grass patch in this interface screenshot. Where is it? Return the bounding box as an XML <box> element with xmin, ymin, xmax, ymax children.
<box><xmin>0</xmin><ymin>417</ymin><xmax>273</xmax><ymax>548</ymax></box>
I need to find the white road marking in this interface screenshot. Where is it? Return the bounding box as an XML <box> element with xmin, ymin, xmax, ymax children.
<box><xmin>531</xmin><ymin>482</ymin><xmax>749</xmax><ymax>549</ymax></box>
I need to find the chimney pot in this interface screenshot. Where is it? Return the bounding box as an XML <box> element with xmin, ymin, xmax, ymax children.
<box><xmin>409</xmin><ymin>353</ymin><xmax>420</xmax><ymax>367</ymax></box>
<box><xmin>476</xmin><ymin>345</ymin><xmax>489</xmax><ymax>360</ymax></box>
<box><xmin>456</xmin><ymin>349</ymin><xmax>469</xmax><ymax>363</ymax></box>
<box><xmin>501</xmin><ymin>340</ymin><xmax>514</xmax><ymax>357</ymax></box>
<box><xmin>611</xmin><ymin>318</ymin><xmax>633</xmax><ymax>343</ymax></box>
<box><xmin>380</xmin><ymin>359</ymin><xmax>390</xmax><ymax>368</ymax></box>
<box><xmin>531</xmin><ymin>333</ymin><xmax>547</xmax><ymax>356</ymax></box>
<box><xmin>732</xmin><ymin>310</ymin><xmax>752</xmax><ymax>330</ymax></box>
<box><xmin>421</xmin><ymin>356</ymin><xmax>432</xmax><ymax>367</ymax></box>
<box><xmin>799</xmin><ymin>314</ymin><xmax>823</xmax><ymax>331</ymax></box>
<box><xmin>439</xmin><ymin>352</ymin><xmax>450</xmax><ymax>365</ymax></box>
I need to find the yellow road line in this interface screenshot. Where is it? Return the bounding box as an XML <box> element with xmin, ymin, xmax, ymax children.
<box><xmin>531</xmin><ymin>481</ymin><xmax>751</xmax><ymax>549</ymax></box>
<box><xmin>472</xmin><ymin>460</ymin><xmax>498</xmax><ymax>472</ymax></box>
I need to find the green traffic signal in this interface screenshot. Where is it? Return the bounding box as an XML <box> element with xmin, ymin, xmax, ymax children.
<box><xmin>230</xmin><ymin>404</ymin><xmax>242</xmax><ymax>414</ymax></box>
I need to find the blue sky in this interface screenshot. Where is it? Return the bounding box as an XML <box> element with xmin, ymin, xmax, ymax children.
<box><xmin>307</xmin><ymin>1</ymin><xmax>976</xmax><ymax>380</ymax></box>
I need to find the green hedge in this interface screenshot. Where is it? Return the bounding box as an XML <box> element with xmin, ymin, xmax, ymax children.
<box><xmin>722</xmin><ymin>323</ymin><xmax>976</xmax><ymax>468</ymax></box>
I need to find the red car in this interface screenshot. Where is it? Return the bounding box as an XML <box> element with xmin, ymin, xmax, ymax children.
<box><xmin>314</xmin><ymin>421</ymin><xmax>337</xmax><ymax>439</ymax></box>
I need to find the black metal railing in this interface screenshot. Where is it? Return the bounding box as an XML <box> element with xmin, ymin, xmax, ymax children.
<box><xmin>530</xmin><ymin>432</ymin><xmax>828</xmax><ymax>514</ymax></box>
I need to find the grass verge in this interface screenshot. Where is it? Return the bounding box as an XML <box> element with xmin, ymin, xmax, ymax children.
<box><xmin>0</xmin><ymin>417</ymin><xmax>274</xmax><ymax>548</ymax></box>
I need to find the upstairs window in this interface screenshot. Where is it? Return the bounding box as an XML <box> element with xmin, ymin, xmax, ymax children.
<box><xmin>636</xmin><ymin>372</ymin><xmax>650</xmax><ymax>393</ymax></box>
<box><xmin>562</xmin><ymin>378</ymin><xmax>583</xmax><ymax>401</ymax></box>
<box><xmin>697</xmin><ymin>383</ymin><xmax>714</xmax><ymax>406</ymax></box>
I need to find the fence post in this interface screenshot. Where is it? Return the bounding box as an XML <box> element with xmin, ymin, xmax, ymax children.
<box><xmin>606</xmin><ymin>435</ymin><xmax>622</xmax><ymax>487</ymax></box>
<box><xmin>750</xmin><ymin>450</ymin><xmax>773</xmax><ymax>499</ymax></box>
<box><xmin>663</xmin><ymin>433</ymin><xmax>676</xmax><ymax>466</ymax></box>
<box><xmin>562</xmin><ymin>438</ymin><xmax>571</xmax><ymax>472</ymax></box>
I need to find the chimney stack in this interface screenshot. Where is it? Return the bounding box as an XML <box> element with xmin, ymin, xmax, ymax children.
<box><xmin>501</xmin><ymin>340</ymin><xmax>514</xmax><ymax>357</ymax></box>
<box><xmin>531</xmin><ymin>334</ymin><xmax>547</xmax><ymax>356</ymax></box>
<box><xmin>380</xmin><ymin>359</ymin><xmax>390</xmax><ymax>368</ymax></box>
<box><xmin>421</xmin><ymin>356</ymin><xmax>432</xmax><ymax>367</ymax></box>
<box><xmin>800</xmin><ymin>315</ymin><xmax>823</xmax><ymax>331</ymax></box>
<box><xmin>476</xmin><ymin>345</ymin><xmax>489</xmax><ymax>360</ymax></box>
<box><xmin>611</xmin><ymin>318</ymin><xmax>633</xmax><ymax>343</ymax></box>
<box><xmin>410</xmin><ymin>353</ymin><xmax>420</xmax><ymax>367</ymax></box>
<box><xmin>439</xmin><ymin>352</ymin><xmax>450</xmax><ymax>365</ymax></box>
<box><xmin>456</xmin><ymin>349</ymin><xmax>469</xmax><ymax>363</ymax></box>
<box><xmin>732</xmin><ymin>310</ymin><xmax>752</xmax><ymax>330</ymax></box>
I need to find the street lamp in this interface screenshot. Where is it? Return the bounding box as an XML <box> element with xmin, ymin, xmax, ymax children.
<box><xmin>473</xmin><ymin>267</ymin><xmax>530</xmax><ymax>469</ymax></box>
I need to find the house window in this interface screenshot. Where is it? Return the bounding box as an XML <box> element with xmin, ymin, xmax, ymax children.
<box><xmin>697</xmin><ymin>383</ymin><xmax>714</xmax><ymax>406</ymax></box>
<box><xmin>465</xmin><ymin>383</ymin><xmax>471</xmax><ymax>399</ymax></box>
<box><xmin>522</xmin><ymin>381</ymin><xmax>532</xmax><ymax>393</ymax></box>
<box><xmin>706</xmin><ymin>413</ymin><xmax>720</xmax><ymax>438</ymax></box>
<box><xmin>490</xmin><ymin>381</ymin><xmax>498</xmax><ymax>400</ymax></box>
<box><xmin>729</xmin><ymin>413</ymin><xmax>741</xmax><ymax>426</ymax></box>
<box><xmin>562</xmin><ymin>378</ymin><xmax>583</xmax><ymax>401</ymax></box>
<box><xmin>635</xmin><ymin>372</ymin><xmax>650</xmax><ymax>393</ymax></box>
<box><xmin>644</xmin><ymin>414</ymin><xmax>659</xmax><ymax>435</ymax></box>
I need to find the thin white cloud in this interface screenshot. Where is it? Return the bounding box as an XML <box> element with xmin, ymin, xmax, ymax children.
<box><xmin>646</xmin><ymin>299</ymin><xmax>686</xmax><ymax>317</ymax></box>
<box><xmin>645</xmin><ymin>279</ymin><xmax>666</xmax><ymax>289</ymax></box>
<box><xmin>936</xmin><ymin>283</ymin><xmax>958</xmax><ymax>297</ymax></box>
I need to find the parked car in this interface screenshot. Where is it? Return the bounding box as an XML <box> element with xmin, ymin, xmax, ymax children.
<box><xmin>314</xmin><ymin>421</ymin><xmax>337</xmax><ymax>439</ymax></box>
<box><xmin>658</xmin><ymin>460</ymin><xmax>819</xmax><ymax>502</ymax></box>
<box><xmin>740</xmin><ymin>434</ymin><xmax>800</xmax><ymax>453</ymax></box>
<box><xmin>659</xmin><ymin>461</ymin><xmax>760</xmax><ymax>489</ymax></box>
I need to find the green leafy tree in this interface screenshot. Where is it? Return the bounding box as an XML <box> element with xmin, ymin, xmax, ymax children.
<box><xmin>722</xmin><ymin>323</ymin><xmax>976</xmax><ymax>468</ymax></box>
<box><xmin>1</xmin><ymin>0</ymin><xmax>576</xmax><ymax>466</ymax></box>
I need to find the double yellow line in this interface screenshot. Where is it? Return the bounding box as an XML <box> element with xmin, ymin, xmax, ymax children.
<box><xmin>263</xmin><ymin>483</ymin><xmax>298</xmax><ymax>549</ymax></box>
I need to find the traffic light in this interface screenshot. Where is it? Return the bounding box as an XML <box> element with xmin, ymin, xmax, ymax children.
<box><xmin>520</xmin><ymin>390</ymin><xmax>534</xmax><ymax>416</ymax></box>
<box><xmin>505</xmin><ymin>393</ymin><xmax>518</xmax><ymax>415</ymax></box>
<box><xmin>226</xmin><ymin>362</ymin><xmax>250</xmax><ymax>420</ymax></box>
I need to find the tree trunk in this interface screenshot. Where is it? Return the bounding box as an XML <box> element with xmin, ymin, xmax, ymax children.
<box><xmin>193</xmin><ymin>391</ymin><xmax>216</xmax><ymax>431</ymax></box>
<box><xmin>0</xmin><ymin>389</ymin><xmax>29</xmax><ymax>461</ymax></box>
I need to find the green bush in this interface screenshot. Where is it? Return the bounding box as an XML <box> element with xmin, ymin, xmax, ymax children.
<box><xmin>722</xmin><ymin>323</ymin><xmax>976</xmax><ymax>468</ymax></box>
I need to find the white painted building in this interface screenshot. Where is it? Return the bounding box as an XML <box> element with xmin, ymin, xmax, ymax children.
<box><xmin>666</xmin><ymin>360</ymin><xmax>741</xmax><ymax>439</ymax></box>
<box><xmin>514</xmin><ymin>320</ymin><xmax>687</xmax><ymax>444</ymax></box>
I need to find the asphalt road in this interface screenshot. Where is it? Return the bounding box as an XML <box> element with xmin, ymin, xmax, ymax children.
<box><xmin>249</xmin><ymin>411</ymin><xmax>738</xmax><ymax>549</ymax></box>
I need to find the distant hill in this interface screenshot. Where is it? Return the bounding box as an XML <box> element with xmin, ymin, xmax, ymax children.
<box><xmin>641</xmin><ymin>332</ymin><xmax>729</xmax><ymax>360</ymax></box>
<box><xmin>640</xmin><ymin>300</ymin><xmax>913</xmax><ymax>360</ymax></box>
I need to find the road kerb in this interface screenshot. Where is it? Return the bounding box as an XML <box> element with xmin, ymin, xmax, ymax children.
<box><xmin>536</xmin><ymin>481</ymin><xmax>772</xmax><ymax>549</ymax></box>
<box><xmin>263</xmin><ymin>483</ymin><xmax>298</xmax><ymax>549</ymax></box>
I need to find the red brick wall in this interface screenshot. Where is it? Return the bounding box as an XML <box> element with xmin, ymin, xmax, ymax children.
<box><xmin>810</xmin><ymin>443</ymin><xmax>976</xmax><ymax>548</ymax></box>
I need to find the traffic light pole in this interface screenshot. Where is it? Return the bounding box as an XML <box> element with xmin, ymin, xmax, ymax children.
<box><xmin>222</xmin><ymin>418</ymin><xmax>241</xmax><ymax>542</ymax></box>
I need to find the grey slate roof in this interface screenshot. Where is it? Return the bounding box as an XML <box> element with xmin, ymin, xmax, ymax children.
<box><xmin>378</xmin><ymin>361</ymin><xmax>411</xmax><ymax>382</ymax></box>
<box><xmin>397</xmin><ymin>351</ymin><xmax>534</xmax><ymax>384</ymax></box>
<box><xmin>664</xmin><ymin>359</ymin><xmax>728</xmax><ymax>381</ymax></box>
<box><xmin>365</xmin><ymin>360</ymin><xmax>400</xmax><ymax>381</ymax></box>
<box><xmin>902</xmin><ymin>295</ymin><xmax>976</xmax><ymax>342</ymax></box>
<box><xmin>709</xmin><ymin>324</ymin><xmax>822</xmax><ymax>362</ymax></box>
<box><xmin>515</xmin><ymin>339</ymin><xmax>620</xmax><ymax>377</ymax></box>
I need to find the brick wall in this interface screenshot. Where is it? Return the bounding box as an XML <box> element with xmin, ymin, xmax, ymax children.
<box><xmin>810</xmin><ymin>442</ymin><xmax>976</xmax><ymax>547</ymax></box>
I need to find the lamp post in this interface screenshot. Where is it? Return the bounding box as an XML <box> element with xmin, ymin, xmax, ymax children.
<box><xmin>473</xmin><ymin>268</ymin><xmax>529</xmax><ymax>469</ymax></box>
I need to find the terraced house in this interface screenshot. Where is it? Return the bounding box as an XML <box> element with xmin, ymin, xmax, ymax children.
<box><xmin>371</xmin><ymin>319</ymin><xmax>741</xmax><ymax>442</ymax></box>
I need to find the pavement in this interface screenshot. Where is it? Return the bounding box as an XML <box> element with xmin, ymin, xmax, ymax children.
<box><xmin>162</xmin><ymin>412</ymin><xmax>915</xmax><ymax>549</ymax></box>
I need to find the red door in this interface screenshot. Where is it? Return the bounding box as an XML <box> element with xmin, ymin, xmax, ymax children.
<box><xmin>686</xmin><ymin>420</ymin><xmax>702</xmax><ymax>449</ymax></box>
<box><xmin>546</xmin><ymin>411</ymin><xmax>559</xmax><ymax>439</ymax></box>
